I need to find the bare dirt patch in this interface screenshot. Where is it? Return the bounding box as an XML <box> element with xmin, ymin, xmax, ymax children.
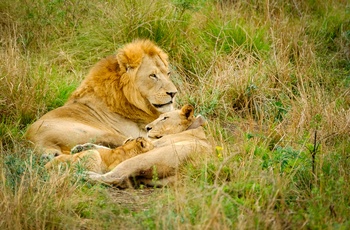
<box><xmin>107</xmin><ymin>187</ymin><xmax>157</xmax><ymax>212</ymax></box>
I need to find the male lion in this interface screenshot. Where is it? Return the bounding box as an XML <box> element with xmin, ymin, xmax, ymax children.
<box><xmin>45</xmin><ymin>137</ymin><xmax>154</xmax><ymax>173</ymax></box>
<box><xmin>87</xmin><ymin>104</ymin><xmax>211</xmax><ymax>187</ymax></box>
<box><xmin>25</xmin><ymin>39</ymin><xmax>177</xmax><ymax>156</ymax></box>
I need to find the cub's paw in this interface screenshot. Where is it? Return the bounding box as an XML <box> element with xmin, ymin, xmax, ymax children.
<box><xmin>71</xmin><ymin>143</ymin><xmax>97</xmax><ymax>154</ymax></box>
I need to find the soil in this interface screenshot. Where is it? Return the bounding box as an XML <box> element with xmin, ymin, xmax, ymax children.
<box><xmin>107</xmin><ymin>187</ymin><xmax>157</xmax><ymax>212</ymax></box>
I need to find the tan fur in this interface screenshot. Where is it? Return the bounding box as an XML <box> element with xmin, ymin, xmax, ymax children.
<box><xmin>145</xmin><ymin>104</ymin><xmax>196</xmax><ymax>139</ymax></box>
<box><xmin>45</xmin><ymin>137</ymin><xmax>154</xmax><ymax>173</ymax></box>
<box><xmin>86</xmin><ymin>105</ymin><xmax>212</xmax><ymax>187</ymax></box>
<box><xmin>25</xmin><ymin>40</ymin><xmax>177</xmax><ymax>156</ymax></box>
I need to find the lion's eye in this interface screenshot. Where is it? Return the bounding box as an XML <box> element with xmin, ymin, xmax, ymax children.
<box><xmin>162</xmin><ymin>116</ymin><xmax>169</xmax><ymax>121</ymax></box>
<box><xmin>150</xmin><ymin>74</ymin><xmax>158</xmax><ymax>80</ymax></box>
<box><xmin>167</xmin><ymin>72</ymin><xmax>171</xmax><ymax>76</ymax></box>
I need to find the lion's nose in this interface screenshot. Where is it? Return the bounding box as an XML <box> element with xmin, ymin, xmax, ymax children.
<box><xmin>167</xmin><ymin>91</ymin><xmax>177</xmax><ymax>98</ymax></box>
<box><xmin>146</xmin><ymin>126</ymin><xmax>152</xmax><ymax>132</ymax></box>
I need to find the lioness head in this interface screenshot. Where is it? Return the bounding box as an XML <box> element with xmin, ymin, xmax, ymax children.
<box><xmin>118</xmin><ymin>39</ymin><xmax>178</xmax><ymax>115</ymax></box>
<box><xmin>123</xmin><ymin>137</ymin><xmax>154</xmax><ymax>153</ymax></box>
<box><xmin>145</xmin><ymin>104</ymin><xmax>207</xmax><ymax>139</ymax></box>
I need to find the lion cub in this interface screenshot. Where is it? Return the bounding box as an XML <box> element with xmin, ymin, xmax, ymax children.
<box><xmin>45</xmin><ymin>137</ymin><xmax>154</xmax><ymax>173</ymax></box>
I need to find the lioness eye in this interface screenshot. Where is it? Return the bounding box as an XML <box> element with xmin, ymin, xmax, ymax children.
<box><xmin>167</xmin><ymin>72</ymin><xmax>171</xmax><ymax>76</ymax></box>
<box><xmin>150</xmin><ymin>74</ymin><xmax>158</xmax><ymax>80</ymax></box>
<box><xmin>162</xmin><ymin>116</ymin><xmax>168</xmax><ymax>121</ymax></box>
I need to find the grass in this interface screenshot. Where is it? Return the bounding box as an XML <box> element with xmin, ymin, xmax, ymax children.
<box><xmin>1</xmin><ymin>0</ymin><xmax>350</xmax><ymax>229</ymax></box>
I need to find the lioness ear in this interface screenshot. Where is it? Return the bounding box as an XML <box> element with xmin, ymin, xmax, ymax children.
<box><xmin>181</xmin><ymin>104</ymin><xmax>194</xmax><ymax>119</ymax></box>
<box><xmin>187</xmin><ymin>115</ymin><xmax>208</xmax><ymax>130</ymax></box>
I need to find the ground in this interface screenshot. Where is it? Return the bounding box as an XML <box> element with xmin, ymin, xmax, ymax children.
<box><xmin>107</xmin><ymin>187</ymin><xmax>156</xmax><ymax>212</ymax></box>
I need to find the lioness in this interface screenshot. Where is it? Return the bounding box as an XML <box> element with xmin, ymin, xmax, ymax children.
<box><xmin>145</xmin><ymin>104</ymin><xmax>207</xmax><ymax>139</ymax></box>
<box><xmin>87</xmin><ymin>104</ymin><xmax>211</xmax><ymax>187</ymax></box>
<box><xmin>25</xmin><ymin>39</ymin><xmax>177</xmax><ymax>156</ymax></box>
<box><xmin>45</xmin><ymin>137</ymin><xmax>154</xmax><ymax>173</ymax></box>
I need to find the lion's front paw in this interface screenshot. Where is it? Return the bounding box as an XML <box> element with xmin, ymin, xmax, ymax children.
<box><xmin>40</xmin><ymin>153</ymin><xmax>55</xmax><ymax>164</ymax></box>
<box><xmin>71</xmin><ymin>143</ymin><xmax>97</xmax><ymax>154</ymax></box>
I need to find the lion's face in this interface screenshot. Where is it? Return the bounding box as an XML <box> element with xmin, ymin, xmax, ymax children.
<box><xmin>124</xmin><ymin>55</ymin><xmax>177</xmax><ymax>114</ymax></box>
<box><xmin>124</xmin><ymin>137</ymin><xmax>154</xmax><ymax>152</ymax></box>
<box><xmin>145</xmin><ymin>105</ymin><xmax>196</xmax><ymax>139</ymax></box>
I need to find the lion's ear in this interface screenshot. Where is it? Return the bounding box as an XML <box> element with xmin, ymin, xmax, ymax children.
<box><xmin>116</xmin><ymin>50</ymin><xmax>142</xmax><ymax>72</ymax></box>
<box><xmin>116</xmin><ymin>52</ymin><xmax>127</xmax><ymax>72</ymax></box>
<box><xmin>181</xmin><ymin>104</ymin><xmax>194</xmax><ymax>119</ymax></box>
<box><xmin>123</xmin><ymin>137</ymin><xmax>134</xmax><ymax>145</ymax></box>
<box><xmin>136</xmin><ymin>137</ymin><xmax>146</xmax><ymax>148</ymax></box>
<box><xmin>140</xmin><ymin>140</ymin><xmax>145</xmax><ymax>148</ymax></box>
<box><xmin>187</xmin><ymin>115</ymin><xmax>207</xmax><ymax>130</ymax></box>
